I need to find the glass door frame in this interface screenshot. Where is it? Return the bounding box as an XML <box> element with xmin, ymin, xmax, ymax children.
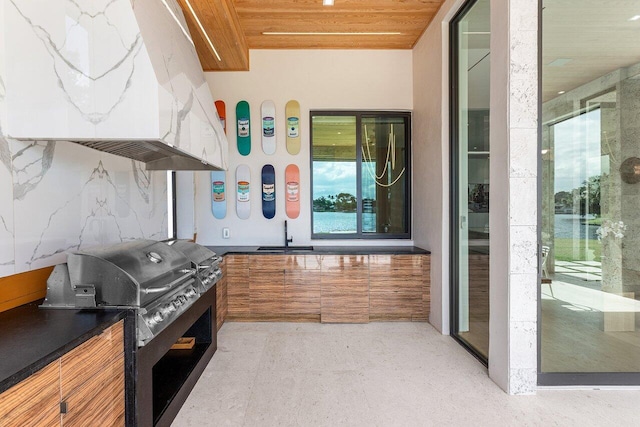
<box><xmin>449</xmin><ymin>0</ymin><xmax>489</xmax><ymax>366</ymax></box>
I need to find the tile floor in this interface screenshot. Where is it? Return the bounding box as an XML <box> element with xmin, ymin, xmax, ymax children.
<box><xmin>173</xmin><ymin>322</ymin><xmax>640</xmax><ymax>427</ymax></box>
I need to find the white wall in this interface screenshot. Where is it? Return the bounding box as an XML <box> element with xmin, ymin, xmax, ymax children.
<box><xmin>197</xmin><ymin>50</ymin><xmax>413</xmax><ymax>246</ymax></box>
<box><xmin>412</xmin><ymin>0</ymin><xmax>465</xmax><ymax>335</ymax></box>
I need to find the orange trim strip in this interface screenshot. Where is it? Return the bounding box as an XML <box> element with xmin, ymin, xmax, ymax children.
<box><xmin>0</xmin><ymin>267</ymin><xmax>54</xmax><ymax>313</ymax></box>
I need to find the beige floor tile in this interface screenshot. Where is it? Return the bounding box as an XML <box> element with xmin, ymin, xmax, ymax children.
<box><xmin>171</xmin><ymin>322</ymin><xmax>640</xmax><ymax>427</ymax></box>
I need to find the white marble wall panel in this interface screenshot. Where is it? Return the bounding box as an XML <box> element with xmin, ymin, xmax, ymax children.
<box><xmin>132</xmin><ymin>0</ymin><xmax>227</xmax><ymax>169</ymax></box>
<box><xmin>4</xmin><ymin>138</ymin><xmax>167</xmax><ymax>276</ymax></box>
<box><xmin>5</xmin><ymin>0</ymin><xmax>158</xmax><ymax>139</ymax></box>
<box><xmin>0</xmin><ymin>132</ymin><xmax>14</xmax><ymax>276</ymax></box>
<box><xmin>4</xmin><ymin>0</ymin><xmax>227</xmax><ymax>169</ymax></box>
<box><xmin>0</xmin><ymin>1</ymin><xmax>15</xmax><ymax>276</ymax></box>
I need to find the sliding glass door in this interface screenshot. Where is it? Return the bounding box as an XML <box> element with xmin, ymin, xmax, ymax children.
<box><xmin>540</xmin><ymin>0</ymin><xmax>640</xmax><ymax>385</ymax></box>
<box><xmin>450</xmin><ymin>0</ymin><xmax>490</xmax><ymax>362</ymax></box>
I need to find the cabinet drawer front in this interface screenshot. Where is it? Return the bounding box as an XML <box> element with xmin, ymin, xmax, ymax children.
<box><xmin>0</xmin><ymin>360</ymin><xmax>60</xmax><ymax>427</ymax></box>
<box><xmin>60</xmin><ymin>320</ymin><xmax>124</xmax><ymax>399</ymax></box>
<box><xmin>62</xmin><ymin>355</ymin><xmax>125</xmax><ymax>427</ymax></box>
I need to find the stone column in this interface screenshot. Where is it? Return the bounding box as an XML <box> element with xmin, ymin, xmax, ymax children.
<box><xmin>489</xmin><ymin>0</ymin><xmax>539</xmax><ymax>394</ymax></box>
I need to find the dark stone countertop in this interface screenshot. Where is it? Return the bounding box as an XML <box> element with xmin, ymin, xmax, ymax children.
<box><xmin>206</xmin><ymin>245</ymin><xmax>430</xmax><ymax>256</ymax></box>
<box><xmin>0</xmin><ymin>300</ymin><xmax>127</xmax><ymax>394</ymax></box>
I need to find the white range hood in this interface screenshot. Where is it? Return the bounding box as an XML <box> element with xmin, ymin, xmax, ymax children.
<box><xmin>1</xmin><ymin>0</ymin><xmax>228</xmax><ymax>171</ymax></box>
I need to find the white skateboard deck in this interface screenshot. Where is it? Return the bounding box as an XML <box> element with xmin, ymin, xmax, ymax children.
<box><xmin>236</xmin><ymin>164</ymin><xmax>251</xmax><ymax>220</ymax></box>
<box><xmin>261</xmin><ymin>100</ymin><xmax>276</xmax><ymax>155</ymax></box>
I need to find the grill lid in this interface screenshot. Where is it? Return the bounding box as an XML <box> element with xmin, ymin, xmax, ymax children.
<box><xmin>166</xmin><ymin>240</ymin><xmax>219</xmax><ymax>270</ymax></box>
<box><xmin>42</xmin><ymin>240</ymin><xmax>194</xmax><ymax>308</ymax></box>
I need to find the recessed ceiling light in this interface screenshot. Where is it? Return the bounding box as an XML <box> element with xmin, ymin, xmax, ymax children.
<box><xmin>558</xmin><ymin>90</ymin><xmax>565</xmax><ymax>94</ymax></box>
<box><xmin>629</xmin><ymin>15</ymin><xmax>640</xmax><ymax>21</ymax></box>
<box><xmin>262</xmin><ymin>32</ymin><xmax>402</xmax><ymax>36</ymax></box>
<box><xmin>323</xmin><ymin>0</ymin><xmax>334</xmax><ymax>5</ymax></box>
<box><xmin>183</xmin><ymin>0</ymin><xmax>222</xmax><ymax>62</ymax></box>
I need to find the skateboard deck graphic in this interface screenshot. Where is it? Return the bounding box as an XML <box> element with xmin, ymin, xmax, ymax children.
<box><xmin>261</xmin><ymin>164</ymin><xmax>276</xmax><ymax>219</ymax></box>
<box><xmin>285</xmin><ymin>100</ymin><xmax>301</xmax><ymax>155</ymax></box>
<box><xmin>285</xmin><ymin>164</ymin><xmax>300</xmax><ymax>219</ymax></box>
<box><xmin>211</xmin><ymin>171</ymin><xmax>227</xmax><ymax>219</ymax></box>
<box><xmin>236</xmin><ymin>164</ymin><xmax>251</xmax><ymax>219</ymax></box>
<box><xmin>261</xmin><ymin>100</ymin><xmax>276</xmax><ymax>155</ymax></box>
<box><xmin>236</xmin><ymin>101</ymin><xmax>251</xmax><ymax>156</ymax></box>
<box><xmin>215</xmin><ymin>100</ymin><xmax>226</xmax><ymax>134</ymax></box>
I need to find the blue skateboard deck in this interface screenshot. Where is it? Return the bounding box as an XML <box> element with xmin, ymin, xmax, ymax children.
<box><xmin>211</xmin><ymin>171</ymin><xmax>226</xmax><ymax>219</ymax></box>
<box><xmin>261</xmin><ymin>164</ymin><xmax>276</xmax><ymax>219</ymax></box>
<box><xmin>236</xmin><ymin>101</ymin><xmax>251</xmax><ymax>156</ymax></box>
<box><xmin>236</xmin><ymin>164</ymin><xmax>251</xmax><ymax>220</ymax></box>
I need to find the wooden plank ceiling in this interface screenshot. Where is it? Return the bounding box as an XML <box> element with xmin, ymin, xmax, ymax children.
<box><xmin>177</xmin><ymin>0</ymin><xmax>445</xmax><ymax>71</ymax></box>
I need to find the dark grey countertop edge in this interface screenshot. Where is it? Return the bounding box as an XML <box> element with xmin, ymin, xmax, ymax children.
<box><xmin>206</xmin><ymin>246</ymin><xmax>430</xmax><ymax>256</ymax></box>
<box><xmin>0</xmin><ymin>302</ymin><xmax>128</xmax><ymax>394</ymax></box>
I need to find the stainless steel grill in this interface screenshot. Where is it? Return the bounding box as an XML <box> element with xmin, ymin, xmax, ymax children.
<box><xmin>41</xmin><ymin>239</ymin><xmax>222</xmax><ymax>347</ymax></box>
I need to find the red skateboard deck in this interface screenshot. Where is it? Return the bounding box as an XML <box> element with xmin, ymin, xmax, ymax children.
<box><xmin>285</xmin><ymin>164</ymin><xmax>300</xmax><ymax>219</ymax></box>
<box><xmin>215</xmin><ymin>100</ymin><xmax>226</xmax><ymax>134</ymax></box>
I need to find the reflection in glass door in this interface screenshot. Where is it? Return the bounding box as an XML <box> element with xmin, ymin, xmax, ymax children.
<box><xmin>450</xmin><ymin>0</ymin><xmax>490</xmax><ymax>362</ymax></box>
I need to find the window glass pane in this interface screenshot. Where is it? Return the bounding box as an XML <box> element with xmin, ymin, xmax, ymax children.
<box><xmin>311</xmin><ymin>115</ymin><xmax>357</xmax><ymax>234</ymax></box>
<box><xmin>542</xmin><ymin>0</ymin><xmax>640</xmax><ymax>376</ymax></box>
<box><xmin>361</xmin><ymin>116</ymin><xmax>408</xmax><ymax>234</ymax></box>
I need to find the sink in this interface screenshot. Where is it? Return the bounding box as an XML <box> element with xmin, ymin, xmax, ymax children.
<box><xmin>257</xmin><ymin>246</ymin><xmax>314</xmax><ymax>252</ymax></box>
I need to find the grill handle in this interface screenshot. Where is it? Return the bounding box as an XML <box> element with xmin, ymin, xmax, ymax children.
<box><xmin>141</xmin><ymin>271</ymin><xmax>195</xmax><ymax>295</ymax></box>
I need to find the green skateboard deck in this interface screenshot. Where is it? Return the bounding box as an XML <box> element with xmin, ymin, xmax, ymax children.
<box><xmin>236</xmin><ymin>100</ymin><xmax>251</xmax><ymax>156</ymax></box>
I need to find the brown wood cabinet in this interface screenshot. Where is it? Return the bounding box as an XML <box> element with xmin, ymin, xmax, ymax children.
<box><xmin>216</xmin><ymin>257</ymin><xmax>228</xmax><ymax>331</ymax></box>
<box><xmin>0</xmin><ymin>320</ymin><xmax>125</xmax><ymax>427</ymax></box>
<box><xmin>369</xmin><ymin>255</ymin><xmax>430</xmax><ymax>321</ymax></box>
<box><xmin>223</xmin><ymin>253</ymin><xmax>430</xmax><ymax>325</ymax></box>
<box><xmin>320</xmin><ymin>255</ymin><xmax>370</xmax><ymax>323</ymax></box>
<box><xmin>284</xmin><ymin>255</ymin><xmax>321</xmax><ymax>319</ymax></box>
<box><xmin>0</xmin><ymin>360</ymin><xmax>60</xmax><ymax>427</ymax></box>
<box><xmin>226</xmin><ymin>255</ymin><xmax>249</xmax><ymax>318</ymax></box>
<box><xmin>61</xmin><ymin>321</ymin><xmax>125</xmax><ymax>426</ymax></box>
<box><xmin>249</xmin><ymin>255</ymin><xmax>285</xmax><ymax>317</ymax></box>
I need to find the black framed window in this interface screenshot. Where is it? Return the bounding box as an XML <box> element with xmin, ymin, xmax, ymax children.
<box><xmin>310</xmin><ymin>111</ymin><xmax>411</xmax><ymax>239</ymax></box>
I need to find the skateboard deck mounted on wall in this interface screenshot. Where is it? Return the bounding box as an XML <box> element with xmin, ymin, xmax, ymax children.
<box><xmin>261</xmin><ymin>164</ymin><xmax>276</xmax><ymax>219</ymax></box>
<box><xmin>236</xmin><ymin>164</ymin><xmax>251</xmax><ymax>219</ymax></box>
<box><xmin>285</xmin><ymin>100</ymin><xmax>301</xmax><ymax>155</ymax></box>
<box><xmin>211</xmin><ymin>171</ymin><xmax>227</xmax><ymax>219</ymax></box>
<box><xmin>215</xmin><ymin>100</ymin><xmax>226</xmax><ymax>134</ymax></box>
<box><xmin>261</xmin><ymin>100</ymin><xmax>276</xmax><ymax>155</ymax></box>
<box><xmin>236</xmin><ymin>101</ymin><xmax>251</xmax><ymax>156</ymax></box>
<box><xmin>285</xmin><ymin>164</ymin><xmax>300</xmax><ymax>219</ymax></box>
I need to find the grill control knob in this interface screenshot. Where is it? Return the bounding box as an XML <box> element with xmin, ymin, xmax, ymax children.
<box><xmin>186</xmin><ymin>288</ymin><xmax>197</xmax><ymax>298</ymax></box>
<box><xmin>173</xmin><ymin>298</ymin><xmax>183</xmax><ymax>307</ymax></box>
<box><xmin>179</xmin><ymin>295</ymin><xmax>188</xmax><ymax>304</ymax></box>
<box><xmin>151</xmin><ymin>311</ymin><xmax>164</xmax><ymax>324</ymax></box>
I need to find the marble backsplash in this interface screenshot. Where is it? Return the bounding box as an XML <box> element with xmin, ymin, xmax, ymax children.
<box><xmin>0</xmin><ymin>132</ymin><xmax>168</xmax><ymax>278</ymax></box>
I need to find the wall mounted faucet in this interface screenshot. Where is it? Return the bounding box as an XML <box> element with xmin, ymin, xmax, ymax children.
<box><xmin>284</xmin><ymin>220</ymin><xmax>293</xmax><ymax>248</ymax></box>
